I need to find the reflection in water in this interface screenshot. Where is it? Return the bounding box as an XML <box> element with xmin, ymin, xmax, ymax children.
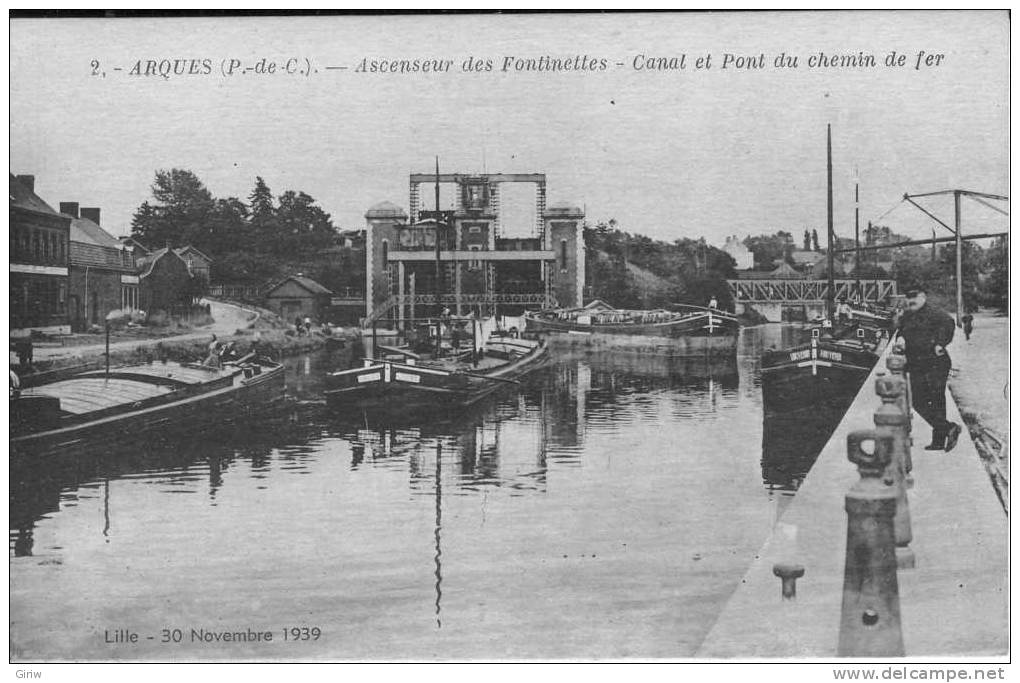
<box><xmin>761</xmin><ymin>411</ymin><xmax>838</xmax><ymax>492</ymax></box>
<box><xmin>433</xmin><ymin>442</ymin><xmax>443</xmax><ymax>629</ymax></box>
<box><xmin>10</xmin><ymin>329</ymin><xmax>847</xmax><ymax>659</ymax></box>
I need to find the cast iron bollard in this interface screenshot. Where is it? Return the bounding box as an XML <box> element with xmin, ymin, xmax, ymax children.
<box><xmin>837</xmin><ymin>429</ymin><xmax>905</xmax><ymax>658</ymax></box>
<box><xmin>773</xmin><ymin>562</ymin><xmax>805</xmax><ymax>600</ymax></box>
<box><xmin>874</xmin><ymin>374</ymin><xmax>915</xmax><ymax>570</ymax></box>
<box><xmin>886</xmin><ymin>349</ymin><xmax>914</xmax><ymax>485</ymax></box>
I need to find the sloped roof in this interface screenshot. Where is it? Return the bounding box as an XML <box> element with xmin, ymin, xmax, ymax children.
<box><xmin>583</xmin><ymin>298</ymin><xmax>616</xmax><ymax>310</ymax></box>
<box><xmin>120</xmin><ymin>236</ymin><xmax>151</xmax><ymax>254</ymax></box>
<box><xmin>70</xmin><ymin>216</ymin><xmax>124</xmax><ymax>249</ymax></box>
<box><xmin>9</xmin><ymin>174</ymin><xmax>61</xmax><ymax>216</ymax></box>
<box><xmin>265</xmin><ymin>274</ymin><xmax>333</xmax><ymax>296</ymax></box>
<box><xmin>771</xmin><ymin>262</ymin><xmax>801</xmax><ymax>278</ymax></box>
<box><xmin>137</xmin><ymin>247</ymin><xmax>190</xmax><ymax>279</ymax></box>
<box><xmin>174</xmin><ymin>245</ymin><xmax>213</xmax><ymax>263</ymax></box>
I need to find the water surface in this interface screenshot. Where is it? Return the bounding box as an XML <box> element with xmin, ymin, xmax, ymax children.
<box><xmin>11</xmin><ymin>326</ymin><xmax>830</xmax><ymax>660</ymax></box>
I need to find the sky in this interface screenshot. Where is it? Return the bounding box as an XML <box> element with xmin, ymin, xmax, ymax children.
<box><xmin>9</xmin><ymin>11</ymin><xmax>1010</xmax><ymax>247</ymax></box>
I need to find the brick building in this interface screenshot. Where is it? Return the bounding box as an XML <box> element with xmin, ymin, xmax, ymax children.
<box><xmin>61</xmin><ymin>203</ymin><xmax>137</xmax><ymax>331</ymax></box>
<box><xmin>365</xmin><ymin>171</ymin><xmax>584</xmax><ymax>323</ymax></box>
<box><xmin>10</xmin><ymin>174</ymin><xmax>71</xmax><ymax>335</ymax></box>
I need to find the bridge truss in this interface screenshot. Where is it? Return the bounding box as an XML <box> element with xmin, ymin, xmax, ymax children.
<box><xmin>727</xmin><ymin>279</ymin><xmax>898</xmax><ymax>304</ymax></box>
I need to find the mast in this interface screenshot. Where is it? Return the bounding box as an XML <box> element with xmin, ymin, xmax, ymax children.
<box><xmin>854</xmin><ymin>181</ymin><xmax>860</xmax><ymax>300</ymax></box>
<box><xmin>826</xmin><ymin>124</ymin><xmax>835</xmax><ymax>319</ymax></box>
<box><xmin>434</xmin><ymin>157</ymin><xmax>442</xmax><ymax>304</ymax></box>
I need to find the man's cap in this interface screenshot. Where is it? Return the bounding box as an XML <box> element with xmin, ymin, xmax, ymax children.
<box><xmin>904</xmin><ymin>285</ymin><xmax>926</xmax><ymax>298</ymax></box>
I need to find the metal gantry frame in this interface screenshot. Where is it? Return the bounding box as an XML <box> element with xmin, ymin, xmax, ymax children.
<box><xmin>901</xmin><ymin>190</ymin><xmax>1008</xmax><ymax>325</ymax></box>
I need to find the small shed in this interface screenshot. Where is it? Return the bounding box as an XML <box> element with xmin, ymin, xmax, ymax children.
<box><xmin>263</xmin><ymin>274</ymin><xmax>333</xmax><ymax>323</ymax></box>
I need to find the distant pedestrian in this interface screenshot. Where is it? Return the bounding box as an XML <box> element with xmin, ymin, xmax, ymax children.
<box><xmin>708</xmin><ymin>296</ymin><xmax>718</xmax><ymax>309</ymax></box>
<box><xmin>962</xmin><ymin>313</ymin><xmax>974</xmax><ymax>341</ymax></box>
<box><xmin>204</xmin><ymin>334</ymin><xmax>222</xmax><ymax>367</ymax></box>
<box><xmin>303</xmin><ymin>316</ymin><xmax>312</xmax><ymax>335</ymax></box>
<box><xmin>897</xmin><ymin>287</ymin><xmax>961</xmax><ymax>452</ymax></box>
<box><xmin>14</xmin><ymin>338</ymin><xmax>33</xmax><ymax>369</ymax></box>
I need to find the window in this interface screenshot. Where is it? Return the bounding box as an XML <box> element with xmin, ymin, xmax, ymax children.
<box><xmin>560</xmin><ymin>239</ymin><xmax>568</xmax><ymax>272</ymax></box>
<box><xmin>469</xmin><ymin>245</ymin><xmax>481</xmax><ymax>271</ymax></box>
<box><xmin>381</xmin><ymin>239</ymin><xmax>389</xmax><ymax>266</ymax></box>
<box><xmin>122</xmin><ymin>285</ymin><xmax>138</xmax><ymax>311</ymax></box>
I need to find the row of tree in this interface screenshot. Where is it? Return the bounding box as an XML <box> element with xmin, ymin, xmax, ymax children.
<box><xmin>129</xmin><ymin>170</ymin><xmax>1005</xmax><ymax>312</ymax></box>
<box><xmin>130</xmin><ymin>170</ymin><xmax>355</xmax><ymax>289</ymax></box>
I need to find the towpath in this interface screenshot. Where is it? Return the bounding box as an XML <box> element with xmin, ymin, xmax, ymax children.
<box><xmin>947</xmin><ymin>311</ymin><xmax>1009</xmax><ymax>509</ymax></box>
<box><xmin>697</xmin><ymin>335</ymin><xmax>1008</xmax><ymax>658</ymax></box>
<box><xmin>17</xmin><ymin>299</ymin><xmax>257</xmax><ymax>364</ymax></box>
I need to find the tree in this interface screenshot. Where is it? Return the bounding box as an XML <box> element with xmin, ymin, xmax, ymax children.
<box><xmin>248</xmin><ymin>176</ymin><xmax>274</xmax><ymax>221</ymax></box>
<box><xmin>275</xmin><ymin>190</ymin><xmax>336</xmax><ymax>255</ymax></box>
<box><xmin>130</xmin><ymin>169</ymin><xmax>216</xmax><ymax>251</ymax></box>
<box><xmin>204</xmin><ymin>197</ymin><xmax>250</xmax><ymax>257</ymax></box>
<box><xmin>248</xmin><ymin>176</ymin><xmax>276</xmax><ymax>247</ymax></box>
<box><xmin>744</xmin><ymin>231</ymin><xmax>795</xmax><ymax>269</ymax></box>
<box><xmin>982</xmin><ymin>236</ymin><xmax>1008</xmax><ymax>311</ymax></box>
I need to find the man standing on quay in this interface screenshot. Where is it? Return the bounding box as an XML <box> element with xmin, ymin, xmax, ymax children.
<box><xmin>897</xmin><ymin>287</ymin><xmax>962</xmax><ymax>452</ymax></box>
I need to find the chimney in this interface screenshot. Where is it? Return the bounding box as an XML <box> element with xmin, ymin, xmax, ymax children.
<box><xmin>59</xmin><ymin>202</ymin><xmax>80</xmax><ymax>218</ymax></box>
<box><xmin>15</xmin><ymin>175</ymin><xmax>35</xmax><ymax>192</ymax></box>
<box><xmin>80</xmin><ymin>207</ymin><xmax>101</xmax><ymax>225</ymax></box>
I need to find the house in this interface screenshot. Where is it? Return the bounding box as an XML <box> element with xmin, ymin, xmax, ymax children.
<box><xmin>337</xmin><ymin>229</ymin><xmax>366</xmax><ymax>250</ymax></box>
<box><xmin>119</xmin><ymin>236</ymin><xmax>151</xmax><ymax>259</ymax></box>
<box><xmin>174</xmin><ymin>245</ymin><xmax>213</xmax><ymax>290</ymax></box>
<box><xmin>61</xmin><ymin>202</ymin><xmax>137</xmax><ymax>331</ymax></box>
<box><xmin>263</xmin><ymin>274</ymin><xmax>334</xmax><ymax>322</ymax></box>
<box><xmin>136</xmin><ymin>248</ymin><xmax>198</xmax><ymax>318</ymax></box>
<box><xmin>722</xmin><ymin>235</ymin><xmax>753</xmax><ymax>270</ymax></box>
<box><xmin>10</xmin><ymin>174</ymin><xmax>71</xmax><ymax>335</ymax></box>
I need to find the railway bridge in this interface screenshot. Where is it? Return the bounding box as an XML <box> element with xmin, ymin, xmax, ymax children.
<box><xmin>726</xmin><ymin>278</ymin><xmax>898</xmax><ymax>321</ymax></box>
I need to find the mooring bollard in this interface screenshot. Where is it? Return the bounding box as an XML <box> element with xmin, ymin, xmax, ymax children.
<box><xmin>886</xmin><ymin>349</ymin><xmax>914</xmax><ymax>485</ymax></box>
<box><xmin>773</xmin><ymin>562</ymin><xmax>805</xmax><ymax>601</ymax></box>
<box><xmin>874</xmin><ymin>374</ymin><xmax>915</xmax><ymax>570</ymax></box>
<box><xmin>837</xmin><ymin>429</ymin><xmax>905</xmax><ymax>658</ymax></box>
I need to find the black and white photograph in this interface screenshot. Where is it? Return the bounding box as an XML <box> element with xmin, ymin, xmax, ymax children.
<box><xmin>8</xmin><ymin>10</ymin><xmax>1010</xmax><ymax>673</ymax></box>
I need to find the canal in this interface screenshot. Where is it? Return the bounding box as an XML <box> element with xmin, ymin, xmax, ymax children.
<box><xmin>11</xmin><ymin>325</ymin><xmax>826</xmax><ymax>660</ymax></box>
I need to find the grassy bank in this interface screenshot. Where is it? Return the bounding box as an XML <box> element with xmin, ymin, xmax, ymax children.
<box><xmin>22</xmin><ymin>328</ymin><xmax>354</xmax><ymax>375</ymax></box>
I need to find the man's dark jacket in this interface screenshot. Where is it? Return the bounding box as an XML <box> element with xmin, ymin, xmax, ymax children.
<box><xmin>898</xmin><ymin>303</ymin><xmax>955</xmax><ymax>365</ymax></box>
